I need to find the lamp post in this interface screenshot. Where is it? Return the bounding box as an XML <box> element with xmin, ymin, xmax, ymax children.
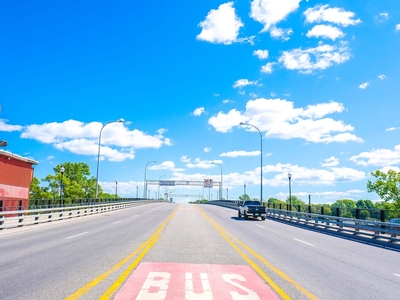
<box><xmin>136</xmin><ymin>186</ymin><xmax>138</xmax><ymax>198</ymax></box>
<box><xmin>60</xmin><ymin>166</ymin><xmax>65</xmax><ymax>204</ymax></box>
<box><xmin>240</xmin><ymin>122</ymin><xmax>263</xmax><ymax>203</ymax></box>
<box><xmin>115</xmin><ymin>180</ymin><xmax>118</xmax><ymax>198</ymax></box>
<box><xmin>144</xmin><ymin>161</ymin><xmax>156</xmax><ymax>198</ymax></box>
<box><xmin>158</xmin><ymin>175</ymin><xmax>166</xmax><ymax>199</ymax></box>
<box><xmin>95</xmin><ymin>118</ymin><xmax>124</xmax><ymax>198</ymax></box>
<box><xmin>288</xmin><ymin>172</ymin><xmax>292</xmax><ymax>210</ymax></box>
<box><xmin>244</xmin><ymin>183</ymin><xmax>246</xmax><ymax>198</ymax></box>
<box><xmin>211</xmin><ymin>162</ymin><xmax>223</xmax><ymax>200</ymax></box>
<box><xmin>226</xmin><ymin>188</ymin><xmax>228</xmax><ymax>200</ymax></box>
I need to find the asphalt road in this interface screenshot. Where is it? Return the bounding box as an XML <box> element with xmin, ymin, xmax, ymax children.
<box><xmin>0</xmin><ymin>203</ymin><xmax>399</xmax><ymax>299</ymax></box>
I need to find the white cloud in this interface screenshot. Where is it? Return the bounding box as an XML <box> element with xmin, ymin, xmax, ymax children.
<box><xmin>359</xmin><ymin>82</ymin><xmax>369</xmax><ymax>89</ymax></box>
<box><xmin>21</xmin><ymin>119</ymin><xmax>171</xmax><ymax>161</ymax></box>
<box><xmin>253</xmin><ymin>49</ymin><xmax>269</xmax><ymax>59</ymax></box>
<box><xmin>376</xmin><ymin>12</ymin><xmax>389</xmax><ymax>22</ymax></box>
<box><xmin>208</xmin><ymin>109</ymin><xmax>247</xmax><ymax>133</ymax></box>
<box><xmin>197</xmin><ymin>2</ymin><xmax>244</xmax><ymax>45</ymax></box>
<box><xmin>377</xmin><ymin>74</ymin><xmax>386</xmax><ymax>80</ymax></box>
<box><xmin>304</xmin><ymin>5</ymin><xmax>361</xmax><ymax>27</ymax></box>
<box><xmin>278</xmin><ymin>42</ymin><xmax>351</xmax><ymax>73</ymax></box>
<box><xmin>220</xmin><ymin>150</ymin><xmax>261</xmax><ymax>158</ymax></box>
<box><xmin>250</xmin><ymin>0</ymin><xmax>301</xmax><ymax>32</ymax></box>
<box><xmin>306</xmin><ymin>25</ymin><xmax>345</xmax><ymax>40</ymax></box>
<box><xmin>223</xmin><ymin>99</ymin><xmax>233</xmax><ymax>104</ymax></box>
<box><xmin>233</xmin><ymin>79</ymin><xmax>259</xmax><ymax>88</ymax></box>
<box><xmin>321</xmin><ymin>156</ymin><xmax>339</xmax><ymax>167</ymax></box>
<box><xmin>193</xmin><ymin>107</ymin><xmax>205</xmax><ymax>116</ymax></box>
<box><xmin>209</xmin><ymin>98</ymin><xmax>363</xmax><ymax>143</ymax></box>
<box><xmin>180</xmin><ymin>155</ymin><xmax>190</xmax><ymax>163</ymax></box>
<box><xmin>186</xmin><ymin>158</ymin><xmax>222</xmax><ymax>169</ymax></box>
<box><xmin>149</xmin><ymin>161</ymin><xmax>185</xmax><ymax>172</ymax></box>
<box><xmin>249</xmin><ymin>93</ymin><xmax>257</xmax><ymax>98</ymax></box>
<box><xmin>396</xmin><ymin>24</ymin><xmax>400</xmax><ymax>31</ymax></box>
<box><xmin>269</xmin><ymin>26</ymin><xmax>293</xmax><ymax>40</ymax></box>
<box><xmin>262</xmin><ymin>163</ymin><xmax>366</xmax><ymax>187</ymax></box>
<box><xmin>54</xmin><ymin>139</ymin><xmax>135</xmax><ymax>162</ymax></box>
<box><xmin>204</xmin><ymin>147</ymin><xmax>211</xmax><ymax>153</ymax></box>
<box><xmin>0</xmin><ymin>119</ymin><xmax>23</xmax><ymax>132</ymax></box>
<box><xmin>350</xmin><ymin>145</ymin><xmax>400</xmax><ymax>167</ymax></box>
<box><xmin>261</xmin><ymin>62</ymin><xmax>275</xmax><ymax>74</ymax></box>
<box><xmin>385</xmin><ymin>127</ymin><xmax>400</xmax><ymax>132</ymax></box>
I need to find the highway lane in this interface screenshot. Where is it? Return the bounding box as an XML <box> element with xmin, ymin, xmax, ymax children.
<box><xmin>0</xmin><ymin>202</ymin><xmax>399</xmax><ymax>299</ymax></box>
<box><xmin>200</xmin><ymin>204</ymin><xmax>400</xmax><ymax>300</ymax></box>
<box><xmin>0</xmin><ymin>203</ymin><xmax>175</xmax><ymax>300</ymax></box>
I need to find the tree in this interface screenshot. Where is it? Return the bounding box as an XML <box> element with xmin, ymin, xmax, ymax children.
<box><xmin>285</xmin><ymin>195</ymin><xmax>306</xmax><ymax>206</ymax></box>
<box><xmin>356</xmin><ymin>199</ymin><xmax>374</xmax><ymax>209</ymax></box>
<box><xmin>367</xmin><ymin>169</ymin><xmax>400</xmax><ymax>209</ymax></box>
<box><xmin>30</xmin><ymin>177</ymin><xmax>53</xmax><ymax>199</ymax></box>
<box><xmin>42</xmin><ymin>162</ymin><xmax>99</xmax><ymax>202</ymax></box>
<box><xmin>239</xmin><ymin>194</ymin><xmax>250</xmax><ymax>201</ymax></box>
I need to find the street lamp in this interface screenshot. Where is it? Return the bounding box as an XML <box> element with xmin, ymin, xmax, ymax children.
<box><xmin>115</xmin><ymin>180</ymin><xmax>118</xmax><ymax>198</ymax></box>
<box><xmin>60</xmin><ymin>166</ymin><xmax>65</xmax><ymax>203</ymax></box>
<box><xmin>244</xmin><ymin>183</ymin><xmax>246</xmax><ymax>198</ymax></box>
<box><xmin>212</xmin><ymin>162</ymin><xmax>223</xmax><ymax>200</ymax></box>
<box><xmin>288</xmin><ymin>172</ymin><xmax>292</xmax><ymax>210</ymax></box>
<box><xmin>144</xmin><ymin>161</ymin><xmax>156</xmax><ymax>198</ymax></box>
<box><xmin>158</xmin><ymin>175</ymin><xmax>166</xmax><ymax>199</ymax></box>
<box><xmin>95</xmin><ymin>118</ymin><xmax>124</xmax><ymax>198</ymax></box>
<box><xmin>240</xmin><ymin>122</ymin><xmax>263</xmax><ymax>203</ymax></box>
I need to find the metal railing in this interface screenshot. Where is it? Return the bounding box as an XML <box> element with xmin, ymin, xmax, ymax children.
<box><xmin>202</xmin><ymin>200</ymin><xmax>400</xmax><ymax>246</ymax></box>
<box><xmin>0</xmin><ymin>200</ymin><xmax>168</xmax><ymax>230</ymax></box>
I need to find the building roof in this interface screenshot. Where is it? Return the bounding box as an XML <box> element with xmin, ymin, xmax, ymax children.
<box><xmin>0</xmin><ymin>150</ymin><xmax>38</xmax><ymax>165</ymax></box>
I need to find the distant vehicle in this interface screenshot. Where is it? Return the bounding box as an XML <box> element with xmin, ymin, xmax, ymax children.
<box><xmin>238</xmin><ymin>200</ymin><xmax>267</xmax><ymax>221</ymax></box>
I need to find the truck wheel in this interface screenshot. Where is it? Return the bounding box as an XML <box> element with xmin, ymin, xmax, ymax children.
<box><xmin>261</xmin><ymin>216</ymin><xmax>266</xmax><ymax>221</ymax></box>
<box><xmin>238</xmin><ymin>211</ymin><xmax>241</xmax><ymax>218</ymax></box>
<box><xmin>244</xmin><ymin>213</ymin><xmax>248</xmax><ymax>220</ymax></box>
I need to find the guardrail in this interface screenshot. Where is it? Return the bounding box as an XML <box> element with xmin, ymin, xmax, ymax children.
<box><xmin>202</xmin><ymin>200</ymin><xmax>400</xmax><ymax>247</ymax></box>
<box><xmin>0</xmin><ymin>200</ymin><xmax>168</xmax><ymax>230</ymax></box>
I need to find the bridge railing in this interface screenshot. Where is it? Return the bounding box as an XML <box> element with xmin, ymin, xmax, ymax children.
<box><xmin>0</xmin><ymin>200</ymin><xmax>168</xmax><ymax>230</ymax></box>
<box><xmin>202</xmin><ymin>200</ymin><xmax>400</xmax><ymax>246</ymax></box>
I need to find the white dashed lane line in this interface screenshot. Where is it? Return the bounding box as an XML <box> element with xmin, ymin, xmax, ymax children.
<box><xmin>293</xmin><ymin>238</ymin><xmax>315</xmax><ymax>247</ymax></box>
<box><xmin>113</xmin><ymin>221</ymin><xmax>122</xmax><ymax>224</ymax></box>
<box><xmin>394</xmin><ymin>274</ymin><xmax>400</xmax><ymax>277</ymax></box>
<box><xmin>256</xmin><ymin>224</ymin><xmax>265</xmax><ymax>229</ymax></box>
<box><xmin>65</xmin><ymin>232</ymin><xmax>89</xmax><ymax>240</ymax></box>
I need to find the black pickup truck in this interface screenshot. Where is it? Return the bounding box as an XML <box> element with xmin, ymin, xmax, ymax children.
<box><xmin>238</xmin><ymin>200</ymin><xmax>267</xmax><ymax>220</ymax></box>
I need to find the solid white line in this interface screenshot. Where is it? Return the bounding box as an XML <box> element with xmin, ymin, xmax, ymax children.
<box><xmin>394</xmin><ymin>274</ymin><xmax>400</xmax><ymax>277</ymax></box>
<box><xmin>256</xmin><ymin>224</ymin><xmax>265</xmax><ymax>229</ymax></box>
<box><xmin>113</xmin><ymin>221</ymin><xmax>122</xmax><ymax>224</ymax></box>
<box><xmin>293</xmin><ymin>238</ymin><xmax>315</xmax><ymax>247</ymax></box>
<box><xmin>65</xmin><ymin>232</ymin><xmax>89</xmax><ymax>240</ymax></box>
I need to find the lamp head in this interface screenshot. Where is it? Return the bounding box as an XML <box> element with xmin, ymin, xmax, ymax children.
<box><xmin>288</xmin><ymin>172</ymin><xmax>292</xmax><ymax>179</ymax></box>
<box><xmin>60</xmin><ymin>166</ymin><xmax>65</xmax><ymax>173</ymax></box>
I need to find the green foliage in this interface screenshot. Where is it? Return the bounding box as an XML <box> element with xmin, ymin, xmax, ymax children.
<box><xmin>285</xmin><ymin>195</ymin><xmax>306</xmax><ymax>206</ymax></box>
<box><xmin>239</xmin><ymin>194</ymin><xmax>251</xmax><ymax>201</ymax></box>
<box><xmin>29</xmin><ymin>177</ymin><xmax>53</xmax><ymax>199</ymax></box>
<box><xmin>367</xmin><ymin>169</ymin><xmax>400</xmax><ymax>209</ymax></box>
<box><xmin>35</xmin><ymin>162</ymin><xmax>100</xmax><ymax>201</ymax></box>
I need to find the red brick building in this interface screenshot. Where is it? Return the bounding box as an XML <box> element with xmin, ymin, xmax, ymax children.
<box><xmin>0</xmin><ymin>150</ymin><xmax>37</xmax><ymax>211</ymax></box>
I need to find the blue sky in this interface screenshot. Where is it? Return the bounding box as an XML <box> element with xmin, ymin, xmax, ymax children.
<box><xmin>1</xmin><ymin>0</ymin><xmax>400</xmax><ymax>203</ymax></box>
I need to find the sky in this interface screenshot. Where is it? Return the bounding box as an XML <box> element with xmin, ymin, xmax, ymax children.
<box><xmin>1</xmin><ymin>0</ymin><xmax>400</xmax><ymax>204</ymax></box>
